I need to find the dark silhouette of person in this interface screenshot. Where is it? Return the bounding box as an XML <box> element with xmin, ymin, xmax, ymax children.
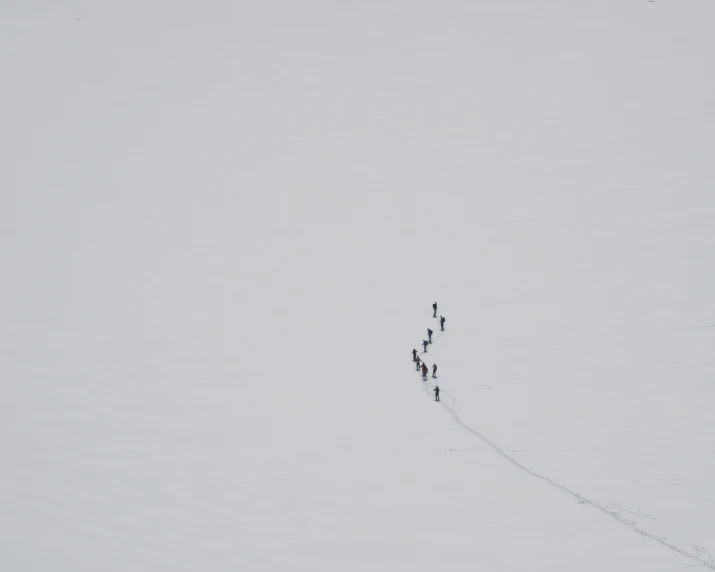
<box><xmin>432</xmin><ymin>363</ymin><xmax>437</xmax><ymax>378</ymax></box>
<box><xmin>422</xmin><ymin>340</ymin><xmax>429</xmax><ymax>352</ymax></box>
<box><xmin>421</xmin><ymin>362</ymin><xmax>428</xmax><ymax>381</ymax></box>
<box><xmin>433</xmin><ymin>385</ymin><xmax>440</xmax><ymax>401</ymax></box>
<box><xmin>433</xmin><ymin>302</ymin><xmax>438</xmax><ymax>318</ymax></box>
<box><xmin>415</xmin><ymin>357</ymin><xmax>421</xmax><ymax>371</ymax></box>
<box><xmin>427</xmin><ymin>329</ymin><xmax>433</xmax><ymax>344</ymax></box>
<box><xmin>440</xmin><ymin>316</ymin><xmax>445</xmax><ymax>331</ymax></box>
<box><xmin>412</xmin><ymin>348</ymin><xmax>418</xmax><ymax>362</ymax></box>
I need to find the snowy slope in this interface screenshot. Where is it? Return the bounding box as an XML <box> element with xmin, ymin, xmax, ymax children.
<box><xmin>1</xmin><ymin>1</ymin><xmax>714</xmax><ymax>570</ymax></box>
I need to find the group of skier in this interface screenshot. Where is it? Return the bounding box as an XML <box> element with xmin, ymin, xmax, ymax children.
<box><xmin>412</xmin><ymin>302</ymin><xmax>446</xmax><ymax>402</ymax></box>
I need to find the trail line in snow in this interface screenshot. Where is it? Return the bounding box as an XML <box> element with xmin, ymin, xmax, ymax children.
<box><xmin>424</xmin><ymin>385</ymin><xmax>715</xmax><ymax>570</ymax></box>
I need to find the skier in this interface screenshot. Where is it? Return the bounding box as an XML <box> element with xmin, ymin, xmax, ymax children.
<box><xmin>427</xmin><ymin>328</ymin><xmax>433</xmax><ymax>344</ymax></box>
<box><xmin>432</xmin><ymin>363</ymin><xmax>438</xmax><ymax>378</ymax></box>
<box><xmin>412</xmin><ymin>348</ymin><xmax>418</xmax><ymax>362</ymax></box>
<box><xmin>421</xmin><ymin>362</ymin><xmax>429</xmax><ymax>381</ymax></box>
<box><xmin>433</xmin><ymin>302</ymin><xmax>438</xmax><ymax>318</ymax></box>
<box><xmin>415</xmin><ymin>357</ymin><xmax>421</xmax><ymax>371</ymax></box>
<box><xmin>440</xmin><ymin>315</ymin><xmax>446</xmax><ymax>331</ymax></box>
<box><xmin>433</xmin><ymin>385</ymin><xmax>440</xmax><ymax>402</ymax></box>
<box><xmin>422</xmin><ymin>339</ymin><xmax>429</xmax><ymax>353</ymax></box>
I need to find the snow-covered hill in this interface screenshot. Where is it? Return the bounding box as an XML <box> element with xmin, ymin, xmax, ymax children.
<box><xmin>1</xmin><ymin>1</ymin><xmax>714</xmax><ymax>570</ymax></box>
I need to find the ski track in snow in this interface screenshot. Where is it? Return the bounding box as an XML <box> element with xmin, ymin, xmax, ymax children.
<box><xmin>420</xmin><ymin>382</ymin><xmax>715</xmax><ymax>570</ymax></box>
<box><xmin>417</xmin><ymin>323</ymin><xmax>713</xmax><ymax>571</ymax></box>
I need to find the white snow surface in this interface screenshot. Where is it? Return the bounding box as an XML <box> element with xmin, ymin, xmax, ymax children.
<box><xmin>1</xmin><ymin>1</ymin><xmax>714</xmax><ymax>570</ymax></box>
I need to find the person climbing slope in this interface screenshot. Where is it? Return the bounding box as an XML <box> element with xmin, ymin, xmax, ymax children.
<box><xmin>433</xmin><ymin>385</ymin><xmax>440</xmax><ymax>401</ymax></box>
<box><xmin>432</xmin><ymin>363</ymin><xmax>437</xmax><ymax>378</ymax></box>
<box><xmin>433</xmin><ymin>302</ymin><xmax>438</xmax><ymax>318</ymax></box>
<box><xmin>415</xmin><ymin>356</ymin><xmax>421</xmax><ymax>371</ymax></box>
<box><xmin>427</xmin><ymin>328</ymin><xmax>433</xmax><ymax>344</ymax></box>
<box><xmin>422</xmin><ymin>340</ymin><xmax>429</xmax><ymax>353</ymax></box>
<box><xmin>412</xmin><ymin>348</ymin><xmax>418</xmax><ymax>362</ymax></box>
<box><xmin>440</xmin><ymin>316</ymin><xmax>445</xmax><ymax>331</ymax></box>
<box><xmin>421</xmin><ymin>362</ymin><xmax>429</xmax><ymax>381</ymax></box>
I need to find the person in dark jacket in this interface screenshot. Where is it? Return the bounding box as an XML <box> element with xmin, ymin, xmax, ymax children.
<box><xmin>433</xmin><ymin>385</ymin><xmax>440</xmax><ymax>401</ymax></box>
<box><xmin>415</xmin><ymin>357</ymin><xmax>421</xmax><ymax>371</ymax></box>
<box><xmin>421</xmin><ymin>362</ymin><xmax>429</xmax><ymax>381</ymax></box>
<box><xmin>412</xmin><ymin>348</ymin><xmax>418</xmax><ymax>362</ymax></box>
<box><xmin>422</xmin><ymin>340</ymin><xmax>429</xmax><ymax>353</ymax></box>
<box><xmin>427</xmin><ymin>328</ymin><xmax>433</xmax><ymax>344</ymax></box>
<box><xmin>432</xmin><ymin>363</ymin><xmax>437</xmax><ymax>378</ymax></box>
<box><xmin>433</xmin><ymin>302</ymin><xmax>438</xmax><ymax>318</ymax></box>
<box><xmin>440</xmin><ymin>316</ymin><xmax>446</xmax><ymax>331</ymax></box>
